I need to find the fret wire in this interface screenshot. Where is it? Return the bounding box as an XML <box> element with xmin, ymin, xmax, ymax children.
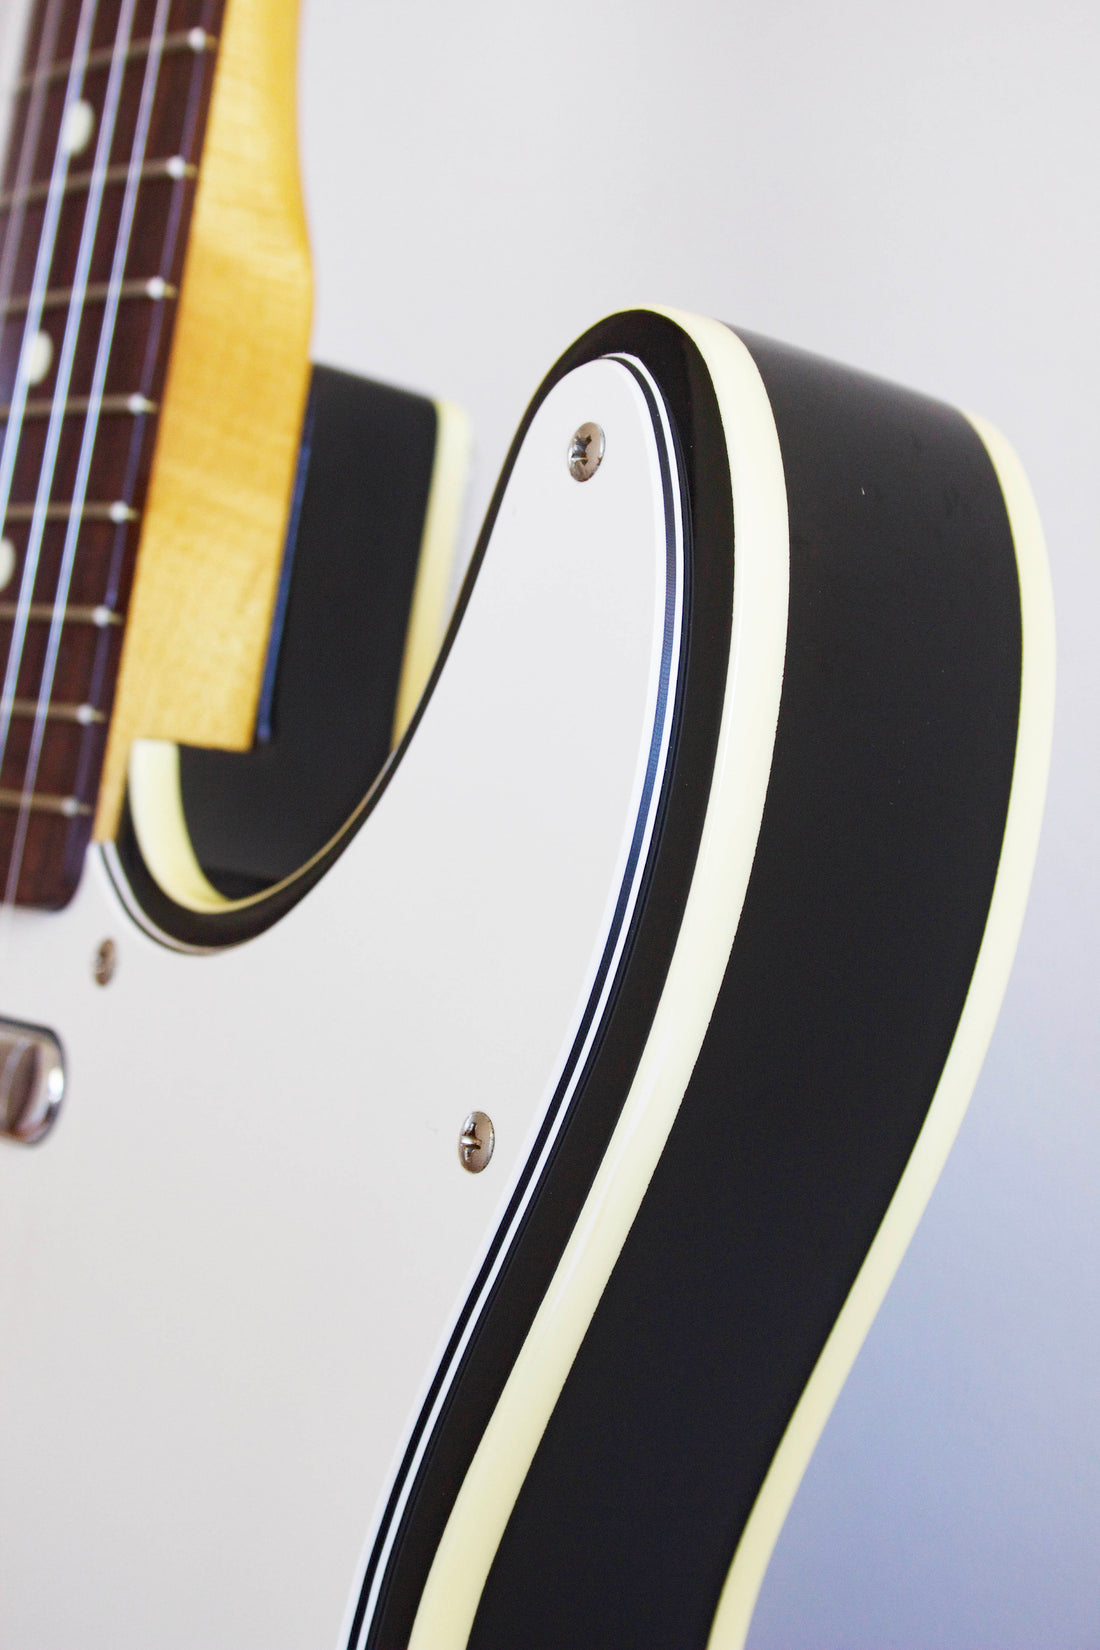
<box><xmin>0</xmin><ymin>278</ymin><xmax>177</xmax><ymax>318</ymax></box>
<box><xmin>0</xmin><ymin>3</ymin><xmax>228</xmax><ymax>907</ymax></box>
<box><xmin>0</xmin><ymin>0</ymin><xmax>63</xmax><ymax>312</ymax></box>
<box><xmin>0</xmin><ymin>4</ymin><xmax>62</xmax><ymax>845</ymax></box>
<box><xmin>3</xmin><ymin>503</ymin><xmax>137</xmax><ymax>523</ymax></box>
<box><xmin>0</xmin><ymin>0</ymin><xmax>100</xmax><ymax>835</ymax></box>
<box><xmin>3</xmin><ymin>698</ymin><xmax>105</xmax><ymax>724</ymax></box>
<box><xmin>0</xmin><ymin>789</ymin><xmax>91</xmax><ymax>818</ymax></box>
<box><xmin>0</xmin><ymin>0</ymin><xmax>67</xmax><ymax>396</ymax></box>
<box><xmin>0</xmin><ymin>156</ymin><xmax>197</xmax><ymax>211</ymax></box>
<box><xmin>16</xmin><ymin>29</ymin><xmax>218</xmax><ymax>90</ymax></box>
<box><xmin>5</xmin><ymin>0</ymin><xmax>181</xmax><ymax>903</ymax></box>
<box><xmin>0</xmin><ymin>0</ymin><xmax>71</xmax><ymax>881</ymax></box>
<box><xmin>0</xmin><ymin>2</ymin><xmax>229</xmax><ymax>906</ymax></box>
<box><xmin>0</xmin><ymin>394</ymin><xmax>158</xmax><ymax>419</ymax></box>
<box><xmin>0</xmin><ymin>0</ymin><xmax>140</xmax><ymax>901</ymax></box>
<box><xmin>0</xmin><ymin>602</ymin><xmax>121</xmax><ymax>625</ymax></box>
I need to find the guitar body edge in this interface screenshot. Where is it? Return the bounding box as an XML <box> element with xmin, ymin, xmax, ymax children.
<box><xmin>361</xmin><ymin>315</ymin><xmax>1053</xmax><ymax>1650</ymax></box>
<box><xmin>706</xmin><ymin>395</ymin><xmax>1055</xmax><ymax>1650</ymax></box>
<box><xmin>0</xmin><ymin>308</ymin><xmax>1052</xmax><ymax>1650</ymax></box>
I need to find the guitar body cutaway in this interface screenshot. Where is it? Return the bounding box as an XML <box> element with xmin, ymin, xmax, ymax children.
<box><xmin>0</xmin><ymin>308</ymin><xmax>1052</xmax><ymax>1650</ymax></box>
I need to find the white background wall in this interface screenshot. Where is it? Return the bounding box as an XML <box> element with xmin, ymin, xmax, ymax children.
<box><xmin>0</xmin><ymin>1</ymin><xmax>1094</xmax><ymax>1643</ymax></box>
<box><xmin>297</xmin><ymin>4</ymin><xmax>1098</xmax><ymax>1644</ymax></box>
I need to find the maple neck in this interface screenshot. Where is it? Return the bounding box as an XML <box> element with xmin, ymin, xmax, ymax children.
<box><xmin>0</xmin><ymin>0</ymin><xmax>226</xmax><ymax>906</ymax></box>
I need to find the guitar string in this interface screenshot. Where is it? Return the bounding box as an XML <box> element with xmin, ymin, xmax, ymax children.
<box><xmin>5</xmin><ymin>0</ymin><xmax>173</xmax><ymax>905</ymax></box>
<box><xmin>0</xmin><ymin>0</ymin><xmax>70</xmax><ymax>956</ymax></box>
<box><xmin>0</xmin><ymin>0</ymin><xmax>72</xmax><ymax>729</ymax></box>
<box><xmin>0</xmin><ymin>0</ymin><xmax>152</xmax><ymax>910</ymax></box>
<box><xmin>0</xmin><ymin>0</ymin><xmax>65</xmax><ymax>331</ymax></box>
<box><xmin>0</xmin><ymin>0</ymin><xmax>98</xmax><ymax>648</ymax></box>
<box><xmin>0</xmin><ymin>0</ymin><xmax>101</xmax><ymax>856</ymax></box>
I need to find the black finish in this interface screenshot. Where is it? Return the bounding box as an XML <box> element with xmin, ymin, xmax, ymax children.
<box><xmin>176</xmin><ymin>365</ymin><xmax>438</xmax><ymax>895</ymax></box>
<box><xmin>467</xmin><ymin>335</ymin><xmax>1023</xmax><ymax>1648</ymax></box>
<box><xmin>353</xmin><ymin>314</ymin><xmax>738</xmax><ymax>1649</ymax></box>
<box><xmin>114</xmin><ymin>314</ymin><xmax>731</xmax><ymax>955</ymax></box>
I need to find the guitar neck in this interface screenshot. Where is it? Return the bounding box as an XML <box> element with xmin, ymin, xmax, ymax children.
<box><xmin>0</xmin><ymin>0</ymin><xmax>311</xmax><ymax>910</ymax></box>
<box><xmin>0</xmin><ymin>0</ymin><xmax>224</xmax><ymax>907</ymax></box>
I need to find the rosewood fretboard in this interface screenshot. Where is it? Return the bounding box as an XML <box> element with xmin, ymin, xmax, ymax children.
<box><xmin>0</xmin><ymin>0</ymin><xmax>226</xmax><ymax>907</ymax></box>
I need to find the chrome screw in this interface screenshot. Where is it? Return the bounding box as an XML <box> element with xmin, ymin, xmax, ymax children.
<box><xmin>568</xmin><ymin>422</ymin><xmax>605</xmax><ymax>482</ymax></box>
<box><xmin>93</xmin><ymin>938</ymin><xmax>117</xmax><ymax>986</ymax></box>
<box><xmin>458</xmin><ymin>1110</ymin><xmax>495</xmax><ymax>1173</ymax></box>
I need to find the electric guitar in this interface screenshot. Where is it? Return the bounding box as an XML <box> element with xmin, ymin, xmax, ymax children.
<box><xmin>0</xmin><ymin>3</ymin><xmax>1054</xmax><ymax>1647</ymax></box>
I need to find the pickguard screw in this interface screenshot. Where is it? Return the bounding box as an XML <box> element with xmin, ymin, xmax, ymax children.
<box><xmin>568</xmin><ymin>422</ymin><xmax>604</xmax><ymax>481</ymax></box>
<box><xmin>458</xmin><ymin>1110</ymin><xmax>495</xmax><ymax>1173</ymax></box>
<box><xmin>93</xmin><ymin>938</ymin><xmax>117</xmax><ymax>986</ymax></box>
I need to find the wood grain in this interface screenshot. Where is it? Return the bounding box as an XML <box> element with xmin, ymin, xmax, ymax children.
<box><xmin>94</xmin><ymin>0</ymin><xmax>312</xmax><ymax>838</ymax></box>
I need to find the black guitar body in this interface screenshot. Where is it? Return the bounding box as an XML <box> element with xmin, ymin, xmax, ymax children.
<box><xmin>349</xmin><ymin>315</ymin><xmax>1043</xmax><ymax>1650</ymax></box>
<box><xmin>182</xmin><ymin>367</ymin><xmax>439</xmax><ymax>897</ymax></box>
<box><xmin>467</xmin><ymin>332</ymin><xmax>1023</xmax><ymax>1647</ymax></box>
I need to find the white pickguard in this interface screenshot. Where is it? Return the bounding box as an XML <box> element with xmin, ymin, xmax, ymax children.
<box><xmin>0</xmin><ymin>359</ymin><xmax>675</xmax><ymax>1649</ymax></box>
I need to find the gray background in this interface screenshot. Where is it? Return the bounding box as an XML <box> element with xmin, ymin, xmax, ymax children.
<box><xmin>297</xmin><ymin>4</ymin><xmax>1098</xmax><ymax>1644</ymax></box>
<box><xmin>1</xmin><ymin>1</ymin><xmax>1094</xmax><ymax>1644</ymax></box>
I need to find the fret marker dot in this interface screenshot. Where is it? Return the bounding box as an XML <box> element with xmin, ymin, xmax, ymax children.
<box><xmin>0</xmin><ymin>539</ymin><xmax>15</xmax><ymax>592</ymax></box>
<box><xmin>145</xmin><ymin>277</ymin><xmax>167</xmax><ymax>299</ymax></box>
<box><xmin>24</xmin><ymin>330</ymin><xmax>53</xmax><ymax>386</ymax></box>
<box><xmin>166</xmin><ymin>155</ymin><xmax>187</xmax><ymax>180</ymax></box>
<box><xmin>187</xmin><ymin>27</ymin><xmax>209</xmax><ymax>51</ymax></box>
<box><xmin>60</xmin><ymin>99</ymin><xmax>96</xmax><ymax>156</ymax></box>
<box><xmin>108</xmin><ymin>503</ymin><xmax>132</xmax><ymax>524</ymax></box>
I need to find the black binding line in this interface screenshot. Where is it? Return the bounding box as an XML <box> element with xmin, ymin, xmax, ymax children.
<box><xmin>348</xmin><ymin>346</ymin><xmax>684</xmax><ymax>1646</ymax></box>
<box><xmin>351</xmin><ymin>314</ymin><xmax>738</xmax><ymax>1649</ymax></box>
<box><xmin>107</xmin><ymin>309</ymin><xmax>739</xmax><ymax>1645</ymax></box>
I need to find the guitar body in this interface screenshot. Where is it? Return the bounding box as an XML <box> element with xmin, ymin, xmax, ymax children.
<box><xmin>0</xmin><ymin>308</ymin><xmax>1052</xmax><ymax>1650</ymax></box>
